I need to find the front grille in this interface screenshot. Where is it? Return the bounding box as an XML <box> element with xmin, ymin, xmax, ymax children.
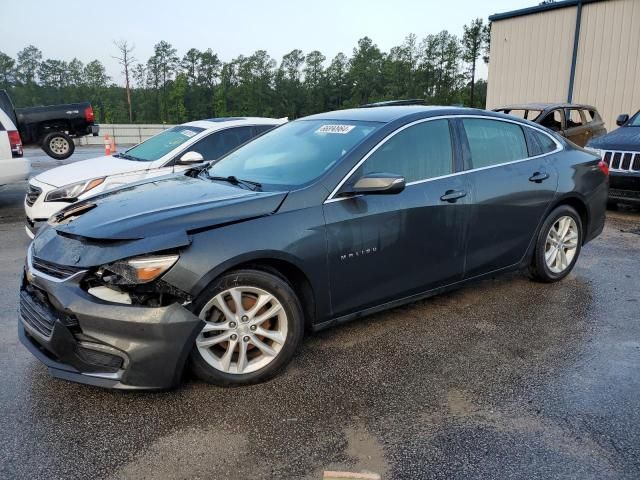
<box><xmin>32</xmin><ymin>256</ymin><xmax>84</xmax><ymax>280</ymax></box>
<box><xmin>602</xmin><ymin>150</ymin><xmax>640</xmax><ymax>172</ymax></box>
<box><xmin>75</xmin><ymin>346</ymin><xmax>123</xmax><ymax>371</ymax></box>
<box><xmin>25</xmin><ymin>184</ymin><xmax>42</xmax><ymax>207</ymax></box>
<box><xmin>19</xmin><ymin>287</ymin><xmax>78</xmax><ymax>338</ymax></box>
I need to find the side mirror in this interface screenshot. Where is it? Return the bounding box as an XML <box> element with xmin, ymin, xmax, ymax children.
<box><xmin>616</xmin><ymin>114</ymin><xmax>629</xmax><ymax>127</ymax></box>
<box><xmin>177</xmin><ymin>151</ymin><xmax>204</xmax><ymax>165</ymax></box>
<box><xmin>343</xmin><ymin>173</ymin><xmax>406</xmax><ymax>196</ymax></box>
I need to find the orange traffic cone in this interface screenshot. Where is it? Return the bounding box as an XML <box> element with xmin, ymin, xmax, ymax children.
<box><xmin>104</xmin><ymin>134</ymin><xmax>112</xmax><ymax>155</ymax></box>
<box><xmin>111</xmin><ymin>136</ymin><xmax>116</xmax><ymax>154</ymax></box>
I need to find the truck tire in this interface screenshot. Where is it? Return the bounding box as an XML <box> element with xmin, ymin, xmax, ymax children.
<box><xmin>42</xmin><ymin>132</ymin><xmax>75</xmax><ymax>160</ymax></box>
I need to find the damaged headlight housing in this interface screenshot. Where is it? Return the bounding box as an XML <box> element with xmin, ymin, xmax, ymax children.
<box><xmin>45</xmin><ymin>177</ymin><xmax>105</xmax><ymax>202</ymax></box>
<box><xmin>99</xmin><ymin>254</ymin><xmax>179</xmax><ymax>284</ymax></box>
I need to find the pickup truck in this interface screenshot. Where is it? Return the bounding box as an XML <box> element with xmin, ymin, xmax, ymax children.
<box><xmin>0</xmin><ymin>90</ymin><xmax>99</xmax><ymax>160</ymax></box>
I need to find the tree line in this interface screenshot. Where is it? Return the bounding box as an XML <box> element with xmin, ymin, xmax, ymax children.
<box><xmin>0</xmin><ymin>19</ymin><xmax>490</xmax><ymax>124</ymax></box>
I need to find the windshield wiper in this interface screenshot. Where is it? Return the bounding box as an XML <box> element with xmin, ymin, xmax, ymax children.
<box><xmin>114</xmin><ymin>152</ymin><xmax>144</xmax><ymax>161</ymax></box>
<box><xmin>206</xmin><ymin>174</ymin><xmax>262</xmax><ymax>191</ymax></box>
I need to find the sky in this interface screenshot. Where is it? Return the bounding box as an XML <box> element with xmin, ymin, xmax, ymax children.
<box><xmin>1</xmin><ymin>0</ymin><xmax>540</xmax><ymax>84</ymax></box>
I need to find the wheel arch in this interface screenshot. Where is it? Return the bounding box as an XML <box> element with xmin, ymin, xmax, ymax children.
<box><xmin>38</xmin><ymin>121</ymin><xmax>72</xmax><ymax>140</ymax></box>
<box><xmin>520</xmin><ymin>193</ymin><xmax>590</xmax><ymax>269</ymax></box>
<box><xmin>192</xmin><ymin>251</ymin><xmax>317</xmax><ymax>330</ymax></box>
<box><xmin>548</xmin><ymin>194</ymin><xmax>589</xmax><ymax>243</ymax></box>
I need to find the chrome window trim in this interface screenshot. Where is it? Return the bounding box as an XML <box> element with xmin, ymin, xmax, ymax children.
<box><xmin>27</xmin><ymin>244</ymin><xmax>87</xmax><ymax>283</ymax></box>
<box><xmin>324</xmin><ymin>114</ymin><xmax>563</xmax><ymax>204</ymax></box>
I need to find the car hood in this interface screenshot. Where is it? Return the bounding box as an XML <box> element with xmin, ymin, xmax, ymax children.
<box><xmin>35</xmin><ymin>155</ymin><xmax>152</xmax><ymax>187</ymax></box>
<box><xmin>48</xmin><ymin>174</ymin><xmax>288</xmax><ymax>241</ymax></box>
<box><xmin>587</xmin><ymin>127</ymin><xmax>640</xmax><ymax>151</ymax></box>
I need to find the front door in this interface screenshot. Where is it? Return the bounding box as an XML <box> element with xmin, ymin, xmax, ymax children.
<box><xmin>323</xmin><ymin>118</ymin><xmax>469</xmax><ymax>318</ymax></box>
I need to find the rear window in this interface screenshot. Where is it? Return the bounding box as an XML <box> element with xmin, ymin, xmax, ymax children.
<box><xmin>463</xmin><ymin>119</ymin><xmax>528</xmax><ymax>168</ymax></box>
<box><xmin>123</xmin><ymin>125</ymin><xmax>206</xmax><ymax>162</ymax></box>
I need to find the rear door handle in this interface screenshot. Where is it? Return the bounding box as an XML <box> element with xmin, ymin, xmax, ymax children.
<box><xmin>440</xmin><ymin>190</ymin><xmax>467</xmax><ymax>203</ymax></box>
<box><xmin>529</xmin><ymin>172</ymin><xmax>550</xmax><ymax>183</ymax></box>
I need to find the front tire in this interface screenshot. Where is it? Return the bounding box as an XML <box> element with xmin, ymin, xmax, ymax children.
<box><xmin>529</xmin><ymin>205</ymin><xmax>583</xmax><ymax>283</ymax></box>
<box><xmin>41</xmin><ymin>132</ymin><xmax>75</xmax><ymax>160</ymax></box>
<box><xmin>190</xmin><ymin>269</ymin><xmax>304</xmax><ymax>386</ymax></box>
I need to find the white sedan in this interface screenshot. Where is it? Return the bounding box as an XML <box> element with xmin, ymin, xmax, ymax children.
<box><xmin>24</xmin><ymin>116</ymin><xmax>286</xmax><ymax>238</ymax></box>
<box><xmin>0</xmin><ymin>106</ymin><xmax>30</xmax><ymax>186</ymax></box>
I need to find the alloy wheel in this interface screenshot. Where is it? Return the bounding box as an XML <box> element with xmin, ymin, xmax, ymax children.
<box><xmin>544</xmin><ymin>215</ymin><xmax>579</xmax><ymax>274</ymax></box>
<box><xmin>195</xmin><ymin>286</ymin><xmax>288</xmax><ymax>375</ymax></box>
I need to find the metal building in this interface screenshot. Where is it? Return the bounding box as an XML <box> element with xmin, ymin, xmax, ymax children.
<box><xmin>486</xmin><ymin>0</ymin><xmax>640</xmax><ymax>131</ymax></box>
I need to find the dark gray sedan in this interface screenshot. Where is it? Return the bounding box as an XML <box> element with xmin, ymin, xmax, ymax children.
<box><xmin>20</xmin><ymin>106</ymin><xmax>609</xmax><ymax>389</ymax></box>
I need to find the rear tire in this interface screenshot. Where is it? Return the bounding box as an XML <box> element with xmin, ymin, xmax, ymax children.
<box><xmin>529</xmin><ymin>205</ymin><xmax>583</xmax><ymax>283</ymax></box>
<box><xmin>190</xmin><ymin>269</ymin><xmax>304</xmax><ymax>386</ymax></box>
<box><xmin>41</xmin><ymin>132</ymin><xmax>75</xmax><ymax>160</ymax></box>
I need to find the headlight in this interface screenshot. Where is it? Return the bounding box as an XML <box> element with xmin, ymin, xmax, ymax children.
<box><xmin>100</xmin><ymin>254</ymin><xmax>179</xmax><ymax>284</ymax></box>
<box><xmin>584</xmin><ymin>147</ymin><xmax>603</xmax><ymax>158</ymax></box>
<box><xmin>45</xmin><ymin>177</ymin><xmax>105</xmax><ymax>202</ymax></box>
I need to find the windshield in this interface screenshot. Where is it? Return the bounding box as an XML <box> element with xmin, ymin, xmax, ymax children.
<box><xmin>122</xmin><ymin>125</ymin><xmax>205</xmax><ymax>162</ymax></box>
<box><xmin>630</xmin><ymin>112</ymin><xmax>640</xmax><ymax>126</ymax></box>
<box><xmin>207</xmin><ymin>120</ymin><xmax>381</xmax><ymax>188</ymax></box>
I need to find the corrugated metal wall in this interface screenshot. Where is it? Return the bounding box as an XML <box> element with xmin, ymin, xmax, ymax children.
<box><xmin>486</xmin><ymin>0</ymin><xmax>640</xmax><ymax>132</ymax></box>
<box><xmin>486</xmin><ymin>7</ymin><xmax>576</xmax><ymax>109</ymax></box>
<box><xmin>572</xmin><ymin>0</ymin><xmax>640</xmax><ymax>130</ymax></box>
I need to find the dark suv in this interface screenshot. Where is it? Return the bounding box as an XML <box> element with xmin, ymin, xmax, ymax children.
<box><xmin>586</xmin><ymin>111</ymin><xmax>640</xmax><ymax>207</ymax></box>
<box><xmin>19</xmin><ymin>106</ymin><xmax>608</xmax><ymax>390</ymax></box>
<box><xmin>493</xmin><ymin>103</ymin><xmax>607</xmax><ymax>147</ymax></box>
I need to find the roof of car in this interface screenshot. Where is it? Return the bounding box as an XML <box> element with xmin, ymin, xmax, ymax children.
<box><xmin>182</xmin><ymin>117</ymin><xmax>287</xmax><ymax>130</ymax></box>
<box><xmin>494</xmin><ymin>103</ymin><xmax>597</xmax><ymax>111</ymax></box>
<box><xmin>302</xmin><ymin>105</ymin><xmax>481</xmax><ymax>123</ymax></box>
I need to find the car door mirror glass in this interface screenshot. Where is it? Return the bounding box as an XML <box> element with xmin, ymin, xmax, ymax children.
<box><xmin>177</xmin><ymin>151</ymin><xmax>205</xmax><ymax>164</ymax></box>
<box><xmin>616</xmin><ymin>114</ymin><xmax>629</xmax><ymax>126</ymax></box>
<box><xmin>343</xmin><ymin>173</ymin><xmax>405</xmax><ymax>196</ymax></box>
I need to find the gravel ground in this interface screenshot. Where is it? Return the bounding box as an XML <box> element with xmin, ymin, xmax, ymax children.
<box><xmin>0</xmin><ymin>148</ymin><xmax>639</xmax><ymax>479</ymax></box>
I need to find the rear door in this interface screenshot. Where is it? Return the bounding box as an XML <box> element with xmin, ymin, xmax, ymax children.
<box><xmin>323</xmin><ymin>118</ymin><xmax>470</xmax><ymax>317</ymax></box>
<box><xmin>459</xmin><ymin>117</ymin><xmax>559</xmax><ymax>278</ymax></box>
<box><xmin>564</xmin><ymin>108</ymin><xmax>590</xmax><ymax>146</ymax></box>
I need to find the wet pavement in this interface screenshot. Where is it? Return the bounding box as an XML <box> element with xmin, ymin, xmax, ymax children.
<box><xmin>0</xmin><ymin>153</ymin><xmax>639</xmax><ymax>479</ymax></box>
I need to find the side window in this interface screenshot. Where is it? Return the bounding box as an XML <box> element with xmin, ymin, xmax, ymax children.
<box><xmin>220</xmin><ymin>126</ymin><xmax>253</xmax><ymax>153</ymax></box>
<box><xmin>185</xmin><ymin>126</ymin><xmax>254</xmax><ymax>161</ymax></box>
<box><xmin>360</xmin><ymin>119</ymin><xmax>453</xmax><ymax>183</ymax></box>
<box><xmin>254</xmin><ymin>125</ymin><xmax>275</xmax><ymax>135</ymax></box>
<box><xmin>539</xmin><ymin>110</ymin><xmax>563</xmax><ymax>131</ymax></box>
<box><xmin>525</xmin><ymin>128</ymin><xmax>558</xmax><ymax>156</ymax></box>
<box><xmin>583</xmin><ymin>110</ymin><xmax>596</xmax><ymax>123</ymax></box>
<box><xmin>566</xmin><ymin>109</ymin><xmax>584</xmax><ymax>128</ymax></box>
<box><xmin>462</xmin><ymin>119</ymin><xmax>528</xmax><ymax>168</ymax></box>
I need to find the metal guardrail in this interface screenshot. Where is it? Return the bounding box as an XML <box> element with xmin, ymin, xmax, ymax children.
<box><xmin>76</xmin><ymin>124</ymin><xmax>176</xmax><ymax>146</ymax></box>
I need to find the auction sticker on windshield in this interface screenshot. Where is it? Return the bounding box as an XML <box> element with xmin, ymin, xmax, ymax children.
<box><xmin>316</xmin><ymin>124</ymin><xmax>356</xmax><ymax>134</ymax></box>
<box><xmin>180</xmin><ymin>129</ymin><xmax>198</xmax><ymax>138</ymax></box>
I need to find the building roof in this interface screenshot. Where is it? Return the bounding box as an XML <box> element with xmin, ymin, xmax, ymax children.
<box><xmin>489</xmin><ymin>0</ymin><xmax>606</xmax><ymax>22</ymax></box>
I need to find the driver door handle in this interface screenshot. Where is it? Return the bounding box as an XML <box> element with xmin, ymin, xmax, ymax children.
<box><xmin>529</xmin><ymin>171</ymin><xmax>550</xmax><ymax>183</ymax></box>
<box><xmin>440</xmin><ymin>189</ymin><xmax>467</xmax><ymax>203</ymax></box>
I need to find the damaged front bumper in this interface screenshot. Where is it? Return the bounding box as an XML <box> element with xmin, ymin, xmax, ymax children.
<box><xmin>19</xmin><ymin>252</ymin><xmax>203</xmax><ymax>390</ymax></box>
